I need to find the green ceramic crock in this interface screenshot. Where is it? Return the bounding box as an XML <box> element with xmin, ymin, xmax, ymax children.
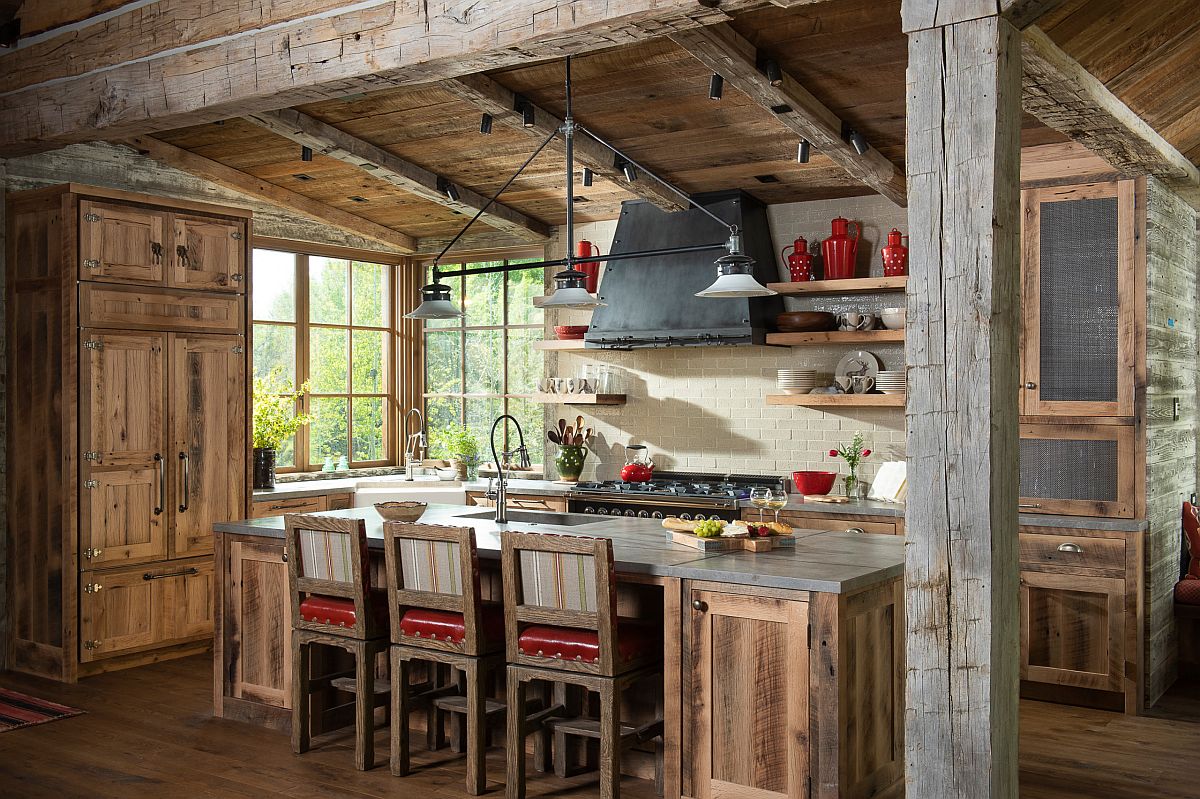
<box><xmin>554</xmin><ymin>444</ymin><xmax>589</xmax><ymax>482</ymax></box>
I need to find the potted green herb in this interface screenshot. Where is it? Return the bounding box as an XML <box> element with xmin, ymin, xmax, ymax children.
<box><xmin>431</xmin><ymin>424</ymin><xmax>480</xmax><ymax>481</ymax></box>
<box><xmin>252</xmin><ymin>370</ymin><xmax>314</xmax><ymax>489</ymax></box>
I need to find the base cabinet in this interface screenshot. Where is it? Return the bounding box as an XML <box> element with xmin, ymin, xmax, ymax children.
<box><xmin>223</xmin><ymin>538</ymin><xmax>292</xmax><ymax>718</ymax></box>
<box><xmin>465</xmin><ymin>490</ymin><xmax>568</xmax><ymax>513</ymax></box>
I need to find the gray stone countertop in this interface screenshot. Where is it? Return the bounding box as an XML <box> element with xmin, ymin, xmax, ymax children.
<box><xmin>252</xmin><ymin>476</ymin><xmax>566</xmax><ymax>501</ymax></box>
<box><xmin>215</xmin><ymin>504</ymin><xmax>904</xmax><ymax>595</ymax></box>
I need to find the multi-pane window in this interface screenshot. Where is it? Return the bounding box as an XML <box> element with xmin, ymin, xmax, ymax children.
<box><xmin>252</xmin><ymin>247</ymin><xmax>397</xmax><ymax>471</ymax></box>
<box><xmin>422</xmin><ymin>256</ymin><xmax>546</xmax><ymax>467</ymax></box>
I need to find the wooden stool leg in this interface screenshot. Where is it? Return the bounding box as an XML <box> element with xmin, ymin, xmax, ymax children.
<box><xmin>428</xmin><ymin>663</ymin><xmax>448</xmax><ymax>751</ymax></box>
<box><xmin>451</xmin><ymin>665</ymin><xmax>467</xmax><ymax>754</ymax></box>
<box><xmin>354</xmin><ymin>644</ymin><xmax>376</xmax><ymax>771</ymax></box>
<box><xmin>534</xmin><ymin>681</ymin><xmax>551</xmax><ymax>773</ymax></box>
<box><xmin>506</xmin><ymin>669</ymin><xmax>527</xmax><ymax>799</ymax></box>
<box><xmin>464</xmin><ymin>658</ymin><xmax>487</xmax><ymax>795</ymax></box>
<box><xmin>391</xmin><ymin>650</ymin><xmax>411</xmax><ymax>777</ymax></box>
<box><xmin>291</xmin><ymin>639</ymin><xmax>311</xmax><ymax>754</ymax></box>
<box><xmin>599</xmin><ymin>680</ymin><xmax>621</xmax><ymax>799</ymax></box>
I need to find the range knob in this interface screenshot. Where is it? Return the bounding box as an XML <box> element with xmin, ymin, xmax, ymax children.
<box><xmin>651</xmin><ymin>511</ymin><xmax>664</xmax><ymax>519</ymax></box>
<box><xmin>597</xmin><ymin>508</ymin><xmax>609</xmax><ymax>515</ymax></box>
<box><xmin>624</xmin><ymin>509</ymin><xmax>636</xmax><ymax>517</ymax></box>
<box><xmin>680</xmin><ymin>513</ymin><xmax>693</xmax><ymax>521</ymax></box>
<box><xmin>583</xmin><ymin>506</ymin><xmax>595</xmax><ymax>513</ymax></box>
<box><xmin>637</xmin><ymin>510</ymin><xmax>650</xmax><ymax>518</ymax></box>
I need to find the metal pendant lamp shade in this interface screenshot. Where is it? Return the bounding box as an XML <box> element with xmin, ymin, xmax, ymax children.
<box><xmin>695</xmin><ymin>233</ymin><xmax>777</xmax><ymax>298</ymax></box>
<box><xmin>404</xmin><ymin>281</ymin><xmax>464</xmax><ymax>319</ymax></box>
<box><xmin>542</xmin><ymin>268</ymin><xmax>606</xmax><ymax>309</ymax></box>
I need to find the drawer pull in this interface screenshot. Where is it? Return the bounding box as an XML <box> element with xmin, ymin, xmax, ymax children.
<box><xmin>691</xmin><ymin>599</ymin><xmax>708</xmax><ymax>613</ymax></box>
<box><xmin>1019</xmin><ymin>503</ymin><xmax>1042</xmax><ymax>509</ymax></box>
<box><xmin>847</xmin><ymin>527</ymin><xmax>866</xmax><ymax>534</ymax></box>
<box><xmin>143</xmin><ymin>567</ymin><xmax>200</xmax><ymax>581</ymax></box>
<box><xmin>1056</xmin><ymin>542</ymin><xmax>1083</xmax><ymax>554</ymax></box>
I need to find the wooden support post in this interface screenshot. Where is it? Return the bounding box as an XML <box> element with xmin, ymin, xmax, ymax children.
<box><xmin>902</xmin><ymin>3</ymin><xmax>1022</xmax><ymax>797</ymax></box>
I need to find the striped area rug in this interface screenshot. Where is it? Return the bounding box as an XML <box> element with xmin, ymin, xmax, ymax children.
<box><xmin>0</xmin><ymin>688</ymin><xmax>85</xmax><ymax>732</ymax></box>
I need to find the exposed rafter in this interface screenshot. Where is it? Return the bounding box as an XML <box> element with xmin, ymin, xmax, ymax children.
<box><xmin>1021</xmin><ymin>26</ymin><xmax>1200</xmax><ymax>189</ymax></box>
<box><xmin>122</xmin><ymin>134</ymin><xmax>417</xmax><ymax>253</ymax></box>
<box><xmin>903</xmin><ymin>0</ymin><xmax>1066</xmax><ymax>31</ymax></box>
<box><xmin>442</xmin><ymin>73</ymin><xmax>687</xmax><ymax>213</ymax></box>
<box><xmin>669</xmin><ymin>24</ymin><xmax>907</xmax><ymax>207</ymax></box>
<box><xmin>243</xmin><ymin>108</ymin><xmax>549</xmax><ymax>242</ymax></box>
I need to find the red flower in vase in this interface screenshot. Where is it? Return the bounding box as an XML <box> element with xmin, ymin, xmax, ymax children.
<box><xmin>828</xmin><ymin>449</ymin><xmax>838</xmax><ymax>457</ymax></box>
<box><xmin>862</xmin><ymin>449</ymin><xmax>872</xmax><ymax>457</ymax></box>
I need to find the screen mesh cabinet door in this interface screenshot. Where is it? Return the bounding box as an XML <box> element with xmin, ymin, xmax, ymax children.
<box><xmin>1019</xmin><ymin>424</ymin><xmax>1136</xmax><ymax>518</ymax></box>
<box><xmin>1020</xmin><ymin>181</ymin><xmax>1137</xmax><ymax>417</ymax></box>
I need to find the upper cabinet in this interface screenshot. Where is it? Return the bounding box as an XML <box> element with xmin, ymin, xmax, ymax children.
<box><xmin>1020</xmin><ymin>181</ymin><xmax>1139</xmax><ymax>418</ymax></box>
<box><xmin>171</xmin><ymin>214</ymin><xmax>245</xmax><ymax>292</ymax></box>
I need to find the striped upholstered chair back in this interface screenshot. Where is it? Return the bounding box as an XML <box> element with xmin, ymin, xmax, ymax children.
<box><xmin>500</xmin><ymin>531</ymin><xmax>623</xmax><ymax>675</ymax></box>
<box><xmin>383</xmin><ymin>522</ymin><xmax>498</xmax><ymax>656</ymax></box>
<box><xmin>286</xmin><ymin>514</ymin><xmax>383</xmax><ymax>639</ymax></box>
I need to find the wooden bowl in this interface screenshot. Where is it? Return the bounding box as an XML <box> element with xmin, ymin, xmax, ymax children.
<box><xmin>776</xmin><ymin>311</ymin><xmax>837</xmax><ymax>332</ymax></box>
<box><xmin>374</xmin><ymin>501</ymin><xmax>427</xmax><ymax>522</ymax></box>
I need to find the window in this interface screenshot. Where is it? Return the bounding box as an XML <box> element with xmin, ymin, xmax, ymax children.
<box><xmin>422</xmin><ymin>254</ymin><xmax>546</xmax><ymax>467</ymax></box>
<box><xmin>252</xmin><ymin>246</ymin><xmax>399</xmax><ymax>471</ymax></box>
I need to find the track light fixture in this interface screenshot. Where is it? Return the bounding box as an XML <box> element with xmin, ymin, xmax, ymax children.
<box><xmin>437</xmin><ymin>178</ymin><xmax>460</xmax><ymax>202</ymax></box>
<box><xmin>797</xmin><ymin>139</ymin><xmax>811</xmax><ymax>164</ymax></box>
<box><xmin>522</xmin><ymin>103</ymin><xmax>536</xmax><ymax>128</ymax></box>
<box><xmin>301</xmin><ymin>145</ymin><xmax>313</xmax><ymax>162</ymax></box>
<box><xmin>582</xmin><ymin>167</ymin><xmax>594</xmax><ymax>187</ymax></box>
<box><xmin>764</xmin><ymin>59</ymin><xmax>783</xmax><ymax>87</ymax></box>
<box><xmin>480</xmin><ymin>113</ymin><xmax>493</xmax><ymax>134</ymax></box>
<box><xmin>708</xmin><ymin>73</ymin><xmax>724</xmax><ymax>100</ymax></box>
<box><xmin>619</xmin><ymin>159</ymin><xmax>637</xmax><ymax>183</ymax></box>
<box><xmin>842</xmin><ymin>123</ymin><xmax>870</xmax><ymax>155</ymax></box>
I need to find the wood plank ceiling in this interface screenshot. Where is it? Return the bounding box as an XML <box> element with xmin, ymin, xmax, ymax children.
<box><xmin>148</xmin><ymin>0</ymin><xmax>1198</xmax><ymax>249</ymax></box>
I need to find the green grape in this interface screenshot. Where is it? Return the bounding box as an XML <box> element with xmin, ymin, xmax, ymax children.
<box><xmin>693</xmin><ymin>520</ymin><xmax>725</xmax><ymax>538</ymax></box>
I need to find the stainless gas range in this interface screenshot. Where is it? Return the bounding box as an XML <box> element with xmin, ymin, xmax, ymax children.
<box><xmin>566</xmin><ymin>471</ymin><xmax>786</xmax><ymax>522</ymax></box>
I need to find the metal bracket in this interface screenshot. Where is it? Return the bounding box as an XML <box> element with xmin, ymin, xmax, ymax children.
<box><xmin>84</xmin><ymin>212</ymin><xmax>101</xmax><ymax>223</ymax></box>
<box><xmin>83</xmin><ymin>451</ymin><xmax>101</xmax><ymax>461</ymax></box>
<box><xmin>231</xmin><ymin>273</ymin><xmax>244</xmax><ymax>282</ymax></box>
<box><xmin>231</xmin><ymin>231</ymin><xmax>243</xmax><ymax>240</ymax></box>
<box><xmin>84</xmin><ymin>640</ymin><xmax>102</xmax><ymax>650</ymax></box>
<box><xmin>83</xmin><ymin>259</ymin><xmax>101</xmax><ymax>270</ymax></box>
<box><xmin>83</xmin><ymin>548</ymin><xmax>103</xmax><ymax>559</ymax></box>
<box><xmin>232</xmin><ymin>345</ymin><xmax>244</xmax><ymax>354</ymax></box>
<box><xmin>83</xmin><ymin>340</ymin><xmax>103</xmax><ymax>350</ymax></box>
<box><xmin>83</xmin><ymin>583</ymin><xmax>103</xmax><ymax>594</ymax></box>
<box><xmin>84</xmin><ymin>479</ymin><xmax>99</xmax><ymax>489</ymax></box>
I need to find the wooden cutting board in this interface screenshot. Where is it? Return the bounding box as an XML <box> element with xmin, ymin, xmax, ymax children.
<box><xmin>669</xmin><ymin>530</ymin><xmax>797</xmax><ymax>552</ymax></box>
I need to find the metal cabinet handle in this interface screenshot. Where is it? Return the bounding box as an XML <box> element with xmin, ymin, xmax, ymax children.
<box><xmin>847</xmin><ymin>527</ymin><xmax>866</xmax><ymax>534</ymax></box>
<box><xmin>1024</xmin><ymin>381</ymin><xmax>1036</xmax><ymax>390</ymax></box>
<box><xmin>1019</xmin><ymin>503</ymin><xmax>1042</xmax><ymax>509</ymax></box>
<box><xmin>177</xmin><ymin>244</ymin><xmax>189</xmax><ymax>266</ymax></box>
<box><xmin>151</xmin><ymin>242</ymin><xmax>163</xmax><ymax>263</ymax></box>
<box><xmin>691</xmin><ymin>599</ymin><xmax>708</xmax><ymax>613</ymax></box>
<box><xmin>154</xmin><ymin>453</ymin><xmax>164</xmax><ymax>515</ymax></box>
<box><xmin>1057</xmin><ymin>542</ymin><xmax>1082</xmax><ymax>554</ymax></box>
<box><xmin>178</xmin><ymin>452</ymin><xmax>190</xmax><ymax>513</ymax></box>
<box><xmin>143</xmin><ymin>567</ymin><xmax>199</xmax><ymax>581</ymax></box>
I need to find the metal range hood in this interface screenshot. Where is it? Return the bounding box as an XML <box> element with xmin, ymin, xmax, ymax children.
<box><xmin>585</xmin><ymin>190</ymin><xmax>783</xmax><ymax>349</ymax></box>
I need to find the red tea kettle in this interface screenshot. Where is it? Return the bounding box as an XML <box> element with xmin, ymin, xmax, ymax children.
<box><xmin>619</xmin><ymin>444</ymin><xmax>654</xmax><ymax>483</ymax></box>
<box><xmin>821</xmin><ymin>217</ymin><xmax>860</xmax><ymax>280</ymax></box>
<box><xmin>781</xmin><ymin>236</ymin><xmax>814</xmax><ymax>282</ymax></box>
<box><xmin>882</xmin><ymin>228</ymin><xmax>909</xmax><ymax>277</ymax></box>
<box><xmin>576</xmin><ymin>240</ymin><xmax>601</xmax><ymax>293</ymax></box>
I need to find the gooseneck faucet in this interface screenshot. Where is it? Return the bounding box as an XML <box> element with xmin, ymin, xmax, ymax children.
<box><xmin>489</xmin><ymin>414</ymin><xmax>531</xmax><ymax>524</ymax></box>
<box><xmin>402</xmin><ymin>407</ymin><xmax>427</xmax><ymax>479</ymax></box>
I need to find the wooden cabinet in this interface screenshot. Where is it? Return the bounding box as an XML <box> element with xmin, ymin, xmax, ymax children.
<box><xmin>223</xmin><ymin>538</ymin><xmax>293</xmax><ymax>715</ymax></box>
<box><xmin>1018</xmin><ymin>526</ymin><xmax>1142</xmax><ymax>713</ymax></box>
<box><xmin>249</xmin><ymin>491</ymin><xmax>353</xmax><ymax>519</ymax></box>
<box><xmin>465</xmin><ymin>490</ymin><xmax>568</xmax><ymax>513</ymax></box>
<box><xmin>6</xmin><ymin>185</ymin><xmax>251</xmax><ymax>682</ymax></box>
<box><xmin>750</xmin><ymin>508</ymin><xmax>900</xmax><ymax>536</ymax></box>
<box><xmin>1019</xmin><ymin>423</ymin><xmax>1137</xmax><ymax>518</ymax></box>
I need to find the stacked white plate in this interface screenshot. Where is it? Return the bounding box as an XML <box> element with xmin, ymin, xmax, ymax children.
<box><xmin>778</xmin><ymin>369</ymin><xmax>817</xmax><ymax>395</ymax></box>
<box><xmin>876</xmin><ymin>370</ymin><xmax>906</xmax><ymax>395</ymax></box>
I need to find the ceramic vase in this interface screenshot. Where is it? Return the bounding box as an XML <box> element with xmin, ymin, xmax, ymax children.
<box><xmin>555</xmin><ymin>445</ymin><xmax>589</xmax><ymax>482</ymax></box>
<box><xmin>253</xmin><ymin>448</ymin><xmax>277</xmax><ymax>489</ymax></box>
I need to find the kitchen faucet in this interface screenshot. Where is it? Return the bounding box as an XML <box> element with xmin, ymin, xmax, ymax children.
<box><xmin>402</xmin><ymin>407</ymin><xmax>427</xmax><ymax>479</ymax></box>
<box><xmin>488</xmin><ymin>414</ymin><xmax>531</xmax><ymax>524</ymax></box>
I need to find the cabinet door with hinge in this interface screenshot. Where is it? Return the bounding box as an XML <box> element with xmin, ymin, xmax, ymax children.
<box><xmin>170</xmin><ymin>214</ymin><xmax>245</xmax><ymax>293</ymax></box>
<box><xmin>160</xmin><ymin>560</ymin><xmax>216</xmax><ymax>641</ymax></box>
<box><xmin>79</xmin><ymin>568</ymin><xmax>161</xmax><ymax>661</ymax></box>
<box><xmin>1019</xmin><ymin>423</ymin><xmax>1136</xmax><ymax>517</ymax></box>
<box><xmin>79</xmin><ymin>200</ymin><xmax>167</xmax><ymax>285</ymax></box>
<box><xmin>226</xmin><ymin>539</ymin><xmax>293</xmax><ymax>708</ymax></box>
<box><xmin>689</xmin><ymin>588</ymin><xmax>810</xmax><ymax>799</ymax></box>
<box><xmin>170</xmin><ymin>334</ymin><xmax>246</xmax><ymax>559</ymax></box>
<box><xmin>1020</xmin><ymin>570</ymin><xmax>1126</xmax><ymax>693</ymax></box>
<box><xmin>1020</xmin><ymin>181</ymin><xmax>1138</xmax><ymax>416</ymax></box>
<box><xmin>82</xmin><ymin>468</ymin><xmax>167</xmax><ymax>566</ymax></box>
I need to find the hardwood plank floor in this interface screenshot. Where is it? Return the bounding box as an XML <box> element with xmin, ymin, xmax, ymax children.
<box><xmin>1</xmin><ymin>654</ymin><xmax>1199</xmax><ymax>797</ymax></box>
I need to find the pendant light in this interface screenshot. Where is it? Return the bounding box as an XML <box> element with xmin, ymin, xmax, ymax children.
<box><xmin>541</xmin><ymin>267</ymin><xmax>607</xmax><ymax>309</ymax></box>
<box><xmin>404</xmin><ymin>279</ymin><xmax>463</xmax><ymax>319</ymax></box>
<box><xmin>695</xmin><ymin>230</ymin><xmax>777</xmax><ymax>298</ymax></box>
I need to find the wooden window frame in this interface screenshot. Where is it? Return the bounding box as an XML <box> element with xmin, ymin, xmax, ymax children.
<box><xmin>250</xmin><ymin>239</ymin><xmax>404</xmax><ymax>473</ymax></box>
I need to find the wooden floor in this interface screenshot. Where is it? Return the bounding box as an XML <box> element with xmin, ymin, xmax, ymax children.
<box><xmin>1</xmin><ymin>655</ymin><xmax>1199</xmax><ymax>798</ymax></box>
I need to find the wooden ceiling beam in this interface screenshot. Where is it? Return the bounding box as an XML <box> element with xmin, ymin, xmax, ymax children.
<box><xmin>243</xmin><ymin>108</ymin><xmax>549</xmax><ymax>242</ymax></box>
<box><xmin>442</xmin><ymin>72</ymin><xmax>686</xmax><ymax>213</ymax></box>
<box><xmin>0</xmin><ymin>0</ymin><xmax>778</xmax><ymax>157</ymax></box>
<box><xmin>1021</xmin><ymin>26</ymin><xmax>1200</xmax><ymax>188</ymax></box>
<box><xmin>669</xmin><ymin>23</ymin><xmax>907</xmax><ymax>206</ymax></box>
<box><xmin>902</xmin><ymin>0</ymin><xmax>1066</xmax><ymax>31</ymax></box>
<box><xmin>15</xmin><ymin>0</ymin><xmax>136</xmax><ymax>38</ymax></box>
<box><xmin>122</xmin><ymin>134</ymin><xmax>417</xmax><ymax>253</ymax></box>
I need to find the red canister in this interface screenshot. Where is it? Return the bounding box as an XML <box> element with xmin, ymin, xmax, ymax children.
<box><xmin>781</xmin><ymin>236</ymin><xmax>814</xmax><ymax>282</ymax></box>
<box><xmin>882</xmin><ymin>228</ymin><xmax>909</xmax><ymax>277</ymax></box>
<box><xmin>821</xmin><ymin>217</ymin><xmax>860</xmax><ymax>280</ymax></box>
<box><xmin>576</xmin><ymin>240</ymin><xmax>601</xmax><ymax>293</ymax></box>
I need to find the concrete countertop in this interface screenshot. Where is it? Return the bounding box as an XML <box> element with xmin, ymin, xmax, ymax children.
<box><xmin>252</xmin><ymin>476</ymin><xmax>566</xmax><ymax>501</ymax></box>
<box><xmin>215</xmin><ymin>503</ymin><xmax>905</xmax><ymax>595</ymax></box>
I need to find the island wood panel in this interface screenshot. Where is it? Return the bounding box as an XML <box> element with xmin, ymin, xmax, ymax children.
<box><xmin>78</xmin><ymin>199</ymin><xmax>166</xmax><ymax>285</ymax></box>
<box><xmin>464</xmin><ymin>491</ymin><xmax>568</xmax><ymax>513</ymax></box>
<box><xmin>79</xmin><ymin>283</ymin><xmax>243</xmax><ymax>334</ymax></box>
<box><xmin>250</xmin><ymin>493</ymin><xmax>329</xmax><ymax>518</ymax></box>
<box><xmin>748</xmin><ymin>509</ymin><xmax>899</xmax><ymax>536</ymax></box>
<box><xmin>170</xmin><ymin>213</ymin><xmax>245</xmax><ymax>292</ymax></box>
<box><xmin>223</xmin><ymin>537</ymin><xmax>293</xmax><ymax>724</ymax></box>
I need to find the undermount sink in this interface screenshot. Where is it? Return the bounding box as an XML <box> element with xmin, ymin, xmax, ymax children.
<box><xmin>455</xmin><ymin>509</ymin><xmax>597</xmax><ymax>527</ymax></box>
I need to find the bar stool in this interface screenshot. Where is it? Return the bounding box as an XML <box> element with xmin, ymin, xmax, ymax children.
<box><xmin>286</xmin><ymin>514</ymin><xmax>390</xmax><ymax>770</ymax></box>
<box><xmin>384</xmin><ymin>521</ymin><xmax>507</xmax><ymax>794</ymax></box>
<box><xmin>501</xmin><ymin>531</ymin><xmax>664</xmax><ymax>799</ymax></box>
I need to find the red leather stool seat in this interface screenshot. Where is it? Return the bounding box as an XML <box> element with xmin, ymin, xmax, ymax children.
<box><xmin>518</xmin><ymin>619</ymin><xmax>660</xmax><ymax>665</ymax></box>
<box><xmin>299</xmin><ymin>593</ymin><xmax>388</xmax><ymax>629</ymax></box>
<box><xmin>1176</xmin><ymin>577</ymin><xmax>1200</xmax><ymax>606</ymax></box>
<box><xmin>399</xmin><ymin>605</ymin><xmax>505</xmax><ymax>648</ymax></box>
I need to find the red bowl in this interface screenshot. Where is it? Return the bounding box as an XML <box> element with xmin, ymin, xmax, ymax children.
<box><xmin>555</xmin><ymin>325</ymin><xmax>589</xmax><ymax>340</ymax></box>
<box><xmin>793</xmin><ymin>470</ymin><xmax>837</xmax><ymax>495</ymax></box>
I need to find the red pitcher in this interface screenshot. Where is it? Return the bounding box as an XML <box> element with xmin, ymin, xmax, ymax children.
<box><xmin>882</xmin><ymin>228</ymin><xmax>909</xmax><ymax>277</ymax></box>
<box><xmin>821</xmin><ymin>217</ymin><xmax>860</xmax><ymax>280</ymax></box>
<box><xmin>576</xmin><ymin>240</ymin><xmax>601</xmax><ymax>293</ymax></box>
<box><xmin>781</xmin><ymin>236</ymin><xmax>814</xmax><ymax>282</ymax></box>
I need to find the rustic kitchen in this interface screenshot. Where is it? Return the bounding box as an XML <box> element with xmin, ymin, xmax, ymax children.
<box><xmin>1</xmin><ymin>1</ymin><xmax>1199</xmax><ymax>797</ymax></box>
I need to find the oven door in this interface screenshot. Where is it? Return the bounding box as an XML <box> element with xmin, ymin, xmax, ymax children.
<box><xmin>567</xmin><ymin>495</ymin><xmax>738</xmax><ymax>521</ymax></box>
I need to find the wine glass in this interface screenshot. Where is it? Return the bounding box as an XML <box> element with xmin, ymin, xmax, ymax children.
<box><xmin>767</xmin><ymin>488</ymin><xmax>788</xmax><ymax>525</ymax></box>
<box><xmin>749</xmin><ymin>487</ymin><xmax>771</xmax><ymax>523</ymax></box>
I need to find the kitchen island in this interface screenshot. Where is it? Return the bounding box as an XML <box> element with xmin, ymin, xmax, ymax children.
<box><xmin>213</xmin><ymin>504</ymin><xmax>904</xmax><ymax>799</ymax></box>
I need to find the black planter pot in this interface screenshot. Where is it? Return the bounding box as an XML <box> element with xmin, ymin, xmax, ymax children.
<box><xmin>253</xmin><ymin>448</ymin><xmax>277</xmax><ymax>489</ymax></box>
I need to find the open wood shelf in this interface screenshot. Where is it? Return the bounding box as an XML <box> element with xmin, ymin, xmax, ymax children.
<box><xmin>531</xmin><ymin>392</ymin><xmax>626</xmax><ymax>406</ymax></box>
<box><xmin>767</xmin><ymin>393</ymin><xmax>906</xmax><ymax>407</ymax></box>
<box><xmin>533</xmin><ymin>339</ymin><xmax>590</xmax><ymax>350</ymax></box>
<box><xmin>766</xmin><ymin>329</ymin><xmax>905</xmax><ymax>346</ymax></box>
<box><xmin>767</xmin><ymin>276</ymin><xmax>908</xmax><ymax>295</ymax></box>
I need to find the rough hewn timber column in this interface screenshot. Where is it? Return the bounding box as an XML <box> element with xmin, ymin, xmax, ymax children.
<box><xmin>902</xmin><ymin>5</ymin><xmax>1022</xmax><ymax>798</ymax></box>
